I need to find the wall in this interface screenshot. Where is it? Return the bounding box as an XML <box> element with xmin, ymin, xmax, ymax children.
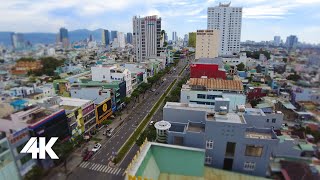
<box><xmin>70</xmin><ymin>87</ymin><xmax>111</xmax><ymax>105</ymax></box>
<box><xmin>163</xmin><ymin>107</ymin><xmax>206</xmax><ymax>124</ymax></box>
<box><xmin>244</xmin><ymin>112</ymin><xmax>283</xmax><ymax>130</ymax></box>
<box><xmin>91</xmin><ymin>66</ymin><xmax>111</xmax><ymax>82</ymax></box>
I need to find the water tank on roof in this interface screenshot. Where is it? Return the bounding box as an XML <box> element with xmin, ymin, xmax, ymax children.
<box><xmin>154</xmin><ymin>121</ymin><xmax>171</xmax><ymax>143</ymax></box>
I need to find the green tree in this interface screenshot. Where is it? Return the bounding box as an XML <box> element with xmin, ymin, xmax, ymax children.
<box><xmin>188</xmin><ymin>32</ymin><xmax>196</xmax><ymax>48</ymax></box>
<box><xmin>287</xmin><ymin>73</ymin><xmax>301</xmax><ymax>81</ymax></box>
<box><xmin>163</xmin><ymin>42</ymin><xmax>168</xmax><ymax>47</ymax></box>
<box><xmin>52</xmin><ymin>141</ymin><xmax>74</xmax><ymax>172</ymax></box>
<box><xmin>236</xmin><ymin>62</ymin><xmax>245</xmax><ymax>71</ymax></box>
<box><xmin>283</xmin><ymin>58</ymin><xmax>288</xmax><ymax>63</ymax></box>
<box><xmin>24</xmin><ymin>165</ymin><xmax>44</xmax><ymax>180</ymax></box>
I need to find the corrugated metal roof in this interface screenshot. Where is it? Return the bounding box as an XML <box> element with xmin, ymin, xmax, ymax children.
<box><xmin>188</xmin><ymin>78</ymin><xmax>243</xmax><ymax>91</ymax></box>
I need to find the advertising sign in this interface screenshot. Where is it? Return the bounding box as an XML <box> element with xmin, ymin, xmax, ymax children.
<box><xmin>95</xmin><ymin>98</ymin><xmax>112</xmax><ymax>124</ymax></box>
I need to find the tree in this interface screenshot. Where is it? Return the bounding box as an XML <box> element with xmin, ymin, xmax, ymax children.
<box><xmin>283</xmin><ymin>58</ymin><xmax>288</xmax><ymax>63</ymax></box>
<box><xmin>236</xmin><ymin>62</ymin><xmax>245</xmax><ymax>71</ymax></box>
<box><xmin>24</xmin><ymin>165</ymin><xmax>44</xmax><ymax>180</ymax></box>
<box><xmin>163</xmin><ymin>41</ymin><xmax>168</xmax><ymax>47</ymax></box>
<box><xmin>52</xmin><ymin>141</ymin><xmax>74</xmax><ymax>172</ymax></box>
<box><xmin>287</xmin><ymin>73</ymin><xmax>301</xmax><ymax>81</ymax></box>
<box><xmin>0</xmin><ymin>59</ymin><xmax>4</xmax><ymax>63</ymax></box>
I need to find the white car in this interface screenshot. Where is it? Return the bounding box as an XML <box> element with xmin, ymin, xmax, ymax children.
<box><xmin>92</xmin><ymin>143</ymin><xmax>102</xmax><ymax>152</ymax></box>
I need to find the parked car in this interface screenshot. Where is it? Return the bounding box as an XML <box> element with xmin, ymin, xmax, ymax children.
<box><xmin>149</xmin><ymin>121</ymin><xmax>154</xmax><ymax>126</ymax></box>
<box><xmin>107</xmin><ymin>128</ymin><xmax>114</xmax><ymax>137</ymax></box>
<box><xmin>151</xmin><ymin>89</ymin><xmax>156</xmax><ymax>92</ymax></box>
<box><xmin>92</xmin><ymin>143</ymin><xmax>102</xmax><ymax>152</ymax></box>
<box><xmin>155</xmin><ymin>92</ymin><xmax>159</xmax><ymax>95</ymax></box>
<box><xmin>83</xmin><ymin>151</ymin><xmax>94</xmax><ymax>161</ymax></box>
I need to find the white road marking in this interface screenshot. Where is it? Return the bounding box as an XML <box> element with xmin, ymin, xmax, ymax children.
<box><xmin>122</xmin><ymin>171</ymin><xmax>126</xmax><ymax>176</ymax></box>
<box><xmin>93</xmin><ymin>164</ymin><xmax>102</xmax><ymax>171</ymax></box>
<box><xmin>90</xmin><ymin>164</ymin><xmax>98</xmax><ymax>170</ymax></box>
<box><xmin>107</xmin><ymin>167</ymin><xmax>113</xmax><ymax>173</ymax></box>
<box><xmin>115</xmin><ymin>168</ymin><xmax>122</xmax><ymax>175</ymax></box>
<box><xmin>111</xmin><ymin>168</ymin><xmax>117</xmax><ymax>174</ymax></box>
<box><xmin>98</xmin><ymin>165</ymin><xmax>105</xmax><ymax>171</ymax></box>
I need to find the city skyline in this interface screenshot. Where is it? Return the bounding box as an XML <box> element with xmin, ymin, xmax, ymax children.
<box><xmin>0</xmin><ymin>0</ymin><xmax>320</xmax><ymax>44</ymax></box>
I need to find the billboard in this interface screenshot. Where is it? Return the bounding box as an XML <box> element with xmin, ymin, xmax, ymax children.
<box><xmin>95</xmin><ymin>98</ymin><xmax>112</xmax><ymax>124</ymax></box>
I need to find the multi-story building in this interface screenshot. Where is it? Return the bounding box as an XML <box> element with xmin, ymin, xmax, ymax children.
<box><xmin>91</xmin><ymin>65</ymin><xmax>132</xmax><ymax>96</ymax></box>
<box><xmin>116</xmin><ymin>32</ymin><xmax>125</xmax><ymax>48</ymax></box>
<box><xmin>180</xmin><ymin>78</ymin><xmax>245</xmax><ymax>111</ymax></box>
<box><xmin>70</xmin><ymin>80</ymin><xmax>126</xmax><ymax>111</ymax></box>
<box><xmin>0</xmin><ymin>105</ymin><xmax>70</xmax><ymax>169</ymax></box>
<box><xmin>5</xmin><ymin>128</ymin><xmax>36</xmax><ymax>177</ymax></box>
<box><xmin>59</xmin><ymin>27</ymin><xmax>69</xmax><ymax>48</ymax></box>
<box><xmin>11</xmin><ymin>60</ymin><xmax>43</xmax><ymax>75</ymax></box>
<box><xmin>127</xmin><ymin>32</ymin><xmax>133</xmax><ymax>44</ymax></box>
<box><xmin>195</xmin><ymin>30</ymin><xmax>220</xmax><ymax>59</ymax></box>
<box><xmin>286</xmin><ymin>35</ymin><xmax>298</xmax><ymax>50</ymax></box>
<box><xmin>190</xmin><ymin>58</ymin><xmax>226</xmax><ymax>79</ymax></box>
<box><xmin>133</xmin><ymin>15</ymin><xmax>162</xmax><ymax>62</ymax></box>
<box><xmin>102</xmin><ymin>29</ymin><xmax>110</xmax><ymax>47</ymax></box>
<box><xmin>11</xmin><ymin>33</ymin><xmax>25</xmax><ymax>50</ymax></box>
<box><xmin>188</xmin><ymin>32</ymin><xmax>196</xmax><ymax>48</ymax></box>
<box><xmin>163</xmin><ymin>99</ymin><xmax>280</xmax><ymax>176</ymax></box>
<box><xmin>0</xmin><ymin>134</ymin><xmax>21</xmax><ymax>180</ymax></box>
<box><xmin>172</xmin><ymin>31</ymin><xmax>177</xmax><ymax>42</ymax></box>
<box><xmin>110</xmin><ymin>31</ymin><xmax>118</xmax><ymax>42</ymax></box>
<box><xmin>273</xmin><ymin>36</ymin><xmax>281</xmax><ymax>46</ymax></box>
<box><xmin>207</xmin><ymin>2</ymin><xmax>242</xmax><ymax>56</ymax></box>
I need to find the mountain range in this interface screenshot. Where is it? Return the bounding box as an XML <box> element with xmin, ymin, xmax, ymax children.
<box><xmin>0</xmin><ymin>29</ymin><xmax>104</xmax><ymax>46</ymax></box>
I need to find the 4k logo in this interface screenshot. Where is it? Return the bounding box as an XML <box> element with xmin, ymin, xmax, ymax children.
<box><xmin>21</xmin><ymin>137</ymin><xmax>59</xmax><ymax>159</ymax></box>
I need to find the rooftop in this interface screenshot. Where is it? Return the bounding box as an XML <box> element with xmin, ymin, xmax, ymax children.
<box><xmin>188</xmin><ymin>78</ymin><xmax>243</xmax><ymax>91</ymax></box>
<box><xmin>164</xmin><ymin>102</ymin><xmax>215</xmax><ymax>113</ymax></box>
<box><xmin>245</xmin><ymin>128</ymin><xmax>276</xmax><ymax>140</ymax></box>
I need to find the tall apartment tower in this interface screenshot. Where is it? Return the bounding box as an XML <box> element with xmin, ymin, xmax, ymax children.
<box><xmin>273</xmin><ymin>36</ymin><xmax>281</xmax><ymax>46</ymax></box>
<box><xmin>195</xmin><ymin>30</ymin><xmax>220</xmax><ymax>59</ymax></box>
<box><xmin>102</xmin><ymin>29</ymin><xmax>110</xmax><ymax>46</ymax></box>
<box><xmin>172</xmin><ymin>31</ymin><xmax>177</xmax><ymax>42</ymax></box>
<box><xmin>133</xmin><ymin>15</ymin><xmax>162</xmax><ymax>62</ymax></box>
<box><xmin>207</xmin><ymin>2</ymin><xmax>242</xmax><ymax>56</ymax></box>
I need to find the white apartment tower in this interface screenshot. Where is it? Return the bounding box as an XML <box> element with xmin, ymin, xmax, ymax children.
<box><xmin>133</xmin><ymin>15</ymin><xmax>162</xmax><ymax>62</ymax></box>
<box><xmin>195</xmin><ymin>30</ymin><xmax>220</xmax><ymax>59</ymax></box>
<box><xmin>207</xmin><ymin>2</ymin><xmax>242</xmax><ymax>56</ymax></box>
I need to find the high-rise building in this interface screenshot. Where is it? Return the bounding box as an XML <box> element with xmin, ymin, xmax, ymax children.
<box><xmin>89</xmin><ymin>34</ymin><xmax>93</xmax><ymax>42</ymax></box>
<box><xmin>195</xmin><ymin>30</ymin><xmax>220</xmax><ymax>59</ymax></box>
<box><xmin>188</xmin><ymin>32</ymin><xmax>196</xmax><ymax>48</ymax></box>
<box><xmin>286</xmin><ymin>35</ymin><xmax>298</xmax><ymax>50</ymax></box>
<box><xmin>102</xmin><ymin>29</ymin><xmax>110</xmax><ymax>46</ymax></box>
<box><xmin>117</xmin><ymin>32</ymin><xmax>125</xmax><ymax>48</ymax></box>
<box><xmin>133</xmin><ymin>15</ymin><xmax>162</xmax><ymax>62</ymax></box>
<box><xmin>172</xmin><ymin>31</ymin><xmax>177</xmax><ymax>42</ymax></box>
<box><xmin>111</xmin><ymin>31</ymin><xmax>118</xmax><ymax>42</ymax></box>
<box><xmin>59</xmin><ymin>27</ymin><xmax>69</xmax><ymax>48</ymax></box>
<box><xmin>11</xmin><ymin>33</ymin><xmax>25</xmax><ymax>49</ymax></box>
<box><xmin>164</xmin><ymin>33</ymin><xmax>168</xmax><ymax>42</ymax></box>
<box><xmin>127</xmin><ymin>32</ymin><xmax>133</xmax><ymax>44</ymax></box>
<box><xmin>183</xmin><ymin>34</ymin><xmax>189</xmax><ymax>46</ymax></box>
<box><xmin>273</xmin><ymin>36</ymin><xmax>281</xmax><ymax>46</ymax></box>
<box><xmin>207</xmin><ymin>2</ymin><xmax>242</xmax><ymax>56</ymax></box>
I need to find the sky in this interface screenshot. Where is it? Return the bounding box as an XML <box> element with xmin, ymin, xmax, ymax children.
<box><xmin>1</xmin><ymin>0</ymin><xmax>320</xmax><ymax>44</ymax></box>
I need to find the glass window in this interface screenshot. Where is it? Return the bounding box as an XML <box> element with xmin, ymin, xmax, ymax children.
<box><xmin>205</xmin><ymin>156</ymin><xmax>212</xmax><ymax>165</ymax></box>
<box><xmin>243</xmin><ymin>162</ymin><xmax>256</xmax><ymax>171</ymax></box>
<box><xmin>206</xmin><ymin>140</ymin><xmax>214</xmax><ymax>149</ymax></box>
<box><xmin>197</xmin><ymin>94</ymin><xmax>206</xmax><ymax>99</ymax></box>
<box><xmin>245</xmin><ymin>145</ymin><xmax>263</xmax><ymax>157</ymax></box>
<box><xmin>272</xmin><ymin>118</ymin><xmax>276</xmax><ymax>123</ymax></box>
<box><xmin>207</xmin><ymin>95</ymin><xmax>215</xmax><ymax>99</ymax></box>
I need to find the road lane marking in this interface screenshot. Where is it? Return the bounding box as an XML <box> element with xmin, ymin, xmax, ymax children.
<box><xmin>111</xmin><ymin>168</ymin><xmax>117</xmax><ymax>174</ymax></box>
<box><xmin>94</xmin><ymin>164</ymin><xmax>102</xmax><ymax>171</ymax></box>
<box><xmin>115</xmin><ymin>168</ymin><xmax>122</xmax><ymax>175</ymax></box>
<box><xmin>90</xmin><ymin>164</ymin><xmax>98</xmax><ymax>170</ymax></box>
<box><xmin>103</xmin><ymin>166</ymin><xmax>109</xmax><ymax>172</ymax></box>
<box><xmin>98</xmin><ymin>165</ymin><xmax>105</xmax><ymax>171</ymax></box>
<box><xmin>107</xmin><ymin>167</ymin><xmax>113</xmax><ymax>173</ymax></box>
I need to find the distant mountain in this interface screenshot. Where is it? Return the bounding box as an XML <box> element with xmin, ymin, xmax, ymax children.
<box><xmin>0</xmin><ymin>29</ymin><xmax>103</xmax><ymax>47</ymax></box>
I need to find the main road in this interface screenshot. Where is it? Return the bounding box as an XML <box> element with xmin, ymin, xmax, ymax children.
<box><xmin>68</xmin><ymin>56</ymin><xmax>191</xmax><ymax>180</ymax></box>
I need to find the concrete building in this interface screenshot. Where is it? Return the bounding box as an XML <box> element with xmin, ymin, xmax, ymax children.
<box><xmin>5</xmin><ymin>128</ymin><xmax>36</xmax><ymax>177</ymax></box>
<box><xmin>0</xmin><ymin>134</ymin><xmax>21</xmax><ymax>180</ymax></box>
<box><xmin>180</xmin><ymin>78</ymin><xmax>245</xmax><ymax>111</ymax></box>
<box><xmin>207</xmin><ymin>2</ymin><xmax>242</xmax><ymax>56</ymax></box>
<box><xmin>70</xmin><ymin>81</ymin><xmax>126</xmax><ymax>111</ymax></box>
<box><xmin>116</xmin><ymin>32</ymin><xmax>125</xmax><ymax>48</ymax></box>
<box><xmin>133</xmin><ymin>15</ymin><xmax>162</xmax><ymax>62</ymax></box>
<box><xmin>102</xmin><ymin>29</ymin><xmax>110</xmax><ymax>47</ymax></box>
<box><xmin>163</xmin><ymin>99</ymin><xmax>279</xmax><ymax>176</ymax></box>
<box><xmin>11</xmin><ymin>33</ymin><xmax>25</xmax><ymax>50</ymax></box>
<box><xmin>273</xmin><ymin>36</ymin><xmax>281</xmax><ymax>46</ymax></box>
<box><xmin>195</xmin><ymin>30</ymin><xmax>220</xmax><ymax>60</ymax></box>
<box><xmin>59</xmin><ymin>27</ymin><xmax>69</xmax><ymax>48</ymax></box>
<box><xmin>286</xmin><ymin>35</ymin><xmax>298</xmax><ymax>50</ymax></box>
<box><xmin>127</xmin><ymin>32</ymin><xmax>133</xmax><ymax>44</ymax></box>
<box><xmin>91</xmin><ymin>65</ymin><xmax>132</xmax><ymax>96</ymax></box>
<box><xmin>110</xmin><ymin>31</ymin><xmax>118</xmax><ymax>42</ymax></box>
<box><xmin>172</xmin><ymin>31</ymin><xmax>177</xmax><ymax>42</ymax></box>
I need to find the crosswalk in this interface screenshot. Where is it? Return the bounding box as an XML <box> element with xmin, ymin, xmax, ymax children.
<box><xmin>79</xmin><ymin>161</ymin><xmax>125</xmax><ymax>176</ymax></box>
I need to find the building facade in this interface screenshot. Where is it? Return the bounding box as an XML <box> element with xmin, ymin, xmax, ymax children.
<box><xmin>164</xmin><ymin>99</ymin><xmax>280</xmax><ymax>177</ymax></box>
<box><xmin>127</xmin><ymin>32</ymin><xmax>133</xmax><ymax>44</ymax></box>
<box><xmin>195</xmin><ymin>30</ymin><xmax>220</xmax><ymax>59</ymax></box>
<box><xmin>133</xmin><ymin>15</ymin><xmax>162</xmax><ymax>62</ymax></box>
<box><xmin>207</xmin><ymin>2</ymin><xmax>242</xmax><ymax>56</ymax></box>
<box><xmin>102</xmin><ymin>29</ymin><xmax>110</xmax><ymax>47</ymax></box>
<box><xmin>180</xmin><ymin>78</ymin><xmax>245</xmax><ymax>111</ymax></box>
<box><xmin>110</xmin><ymin>31</ymin><xmax>118</xmax><ymax>42</ymax></box>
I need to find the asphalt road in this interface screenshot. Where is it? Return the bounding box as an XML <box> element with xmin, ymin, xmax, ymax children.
<box><xmin>67</xmin><ymin>57</ymin><xmax>191</xmax><ymax>180</ymax></box>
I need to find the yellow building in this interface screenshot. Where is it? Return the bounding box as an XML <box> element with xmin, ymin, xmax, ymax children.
<box><xmin>195</xmin><ymin>30</ymin><xmax>220</xmax><ymax>60</ymax></box>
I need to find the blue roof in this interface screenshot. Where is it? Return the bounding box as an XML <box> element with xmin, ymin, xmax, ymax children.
<box><xmin>10</xmin><ymin>99</ymin><xmax>28</xmax><ymax>106</ymax></box>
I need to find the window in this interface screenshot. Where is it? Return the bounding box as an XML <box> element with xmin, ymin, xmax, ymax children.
<box><xmin>206</xmin><ymin>140</ymin><xmax>214</xmax><ymax>149</ymax></box>
<box><xmin>225</xmin><ymin>142</ymin><xmax>236</xmax><ymax>157</ymax></box>
<box><xmin>103</xmin><ymin>75</ymin><xmax>105</xmax><ymax>79</ymax></box>
<box><xmin>187</xmin><ymin>96</ymin><xmax>190</xmax><ymax>100</ymax></box>
<box><xmin>205</xmin><ymin>156</ymin><xmax>212</xmax><ymax>165</ymax></box>
<box><xmin>243</xmin><ymin>162</ymin><xmax>256</xmax><ymax>171</ymax></box>
<box><xmin>207</xmin><ymin>95</ymin><xmax>216</xmax><ymax>99</ymax></box>
<box><xmin>266</xmin><ymin>119</ymin><xmax>269</xmax><ymax>123</ymax></box>
<box><xmin>272</xmin><ymin>118</ymin><xmax>276</xmax><ymax>123</ymax></box>
<box><xmin>245</xmin><ymin>145</ymin><xmax>263</xmax><ymax>157</ymax></box>
<box><xmin>197</xmin><ymin>94</ymin><xmax>206</xmax><ymax>99</ymax></box>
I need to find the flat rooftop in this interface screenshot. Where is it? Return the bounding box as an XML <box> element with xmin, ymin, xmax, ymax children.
<box><xmin>245</xmin><ymin>131</ymin><xmax>272</xmax><ymax>140</ymax></box>
<box><xmin>213</xmin><ymin>112</ymin><xmax>245</xmax><ymax>124</ymax></box>
<box><xmin>188</xmin><ymin>78</ymin><xmax>244</xmax><ymax>91</ymax></box>
<box><xmin>164</xmin><ymin>102</ymin><xmax>215</xmax><ymax>113</ymax></box>
<box><xmin>244</xmin><ymin>108</ymin><xmax>266</xmax><ymax>116</ymax></box>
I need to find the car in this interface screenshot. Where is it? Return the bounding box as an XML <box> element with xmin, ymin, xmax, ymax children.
<box><xmin>83</xmin><ymin>151</ymin><xmax>94</xmax><ymax>161</ymax></box>
<box><xmin>107</xmin><ymin>128</ymin><xmax>114</xmax><ymax>137</ymax></box>
<box><xmin>151</xmin><ymin>89</ymin><xmax>156</xmax><ymax>92</ymax></box>
<box><xmin>92</xmin><ymin>143</ymin><xmax>102</xmax><ymax>152</ymax></box>
<box><xmin>155</xmin><ymin>92</ymin><xmax>159</xmax><ymax>95</ymax></box>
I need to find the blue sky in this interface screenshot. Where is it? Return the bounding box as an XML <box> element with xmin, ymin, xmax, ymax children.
<box><xmin>1</xmin><ymin>0</ymin><xmax>320</xmax><ymax>44</ymax></box>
